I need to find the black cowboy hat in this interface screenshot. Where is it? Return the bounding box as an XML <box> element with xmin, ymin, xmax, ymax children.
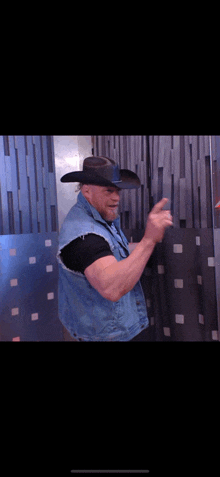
<box><xmin>60</xmin><ymin>156</ymin><xmax>141</xmax><ymax>190</ymax></box>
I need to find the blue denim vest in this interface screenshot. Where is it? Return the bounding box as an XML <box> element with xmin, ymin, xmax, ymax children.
<box><xmin>57</xmin><ymin>192</ymin><xmax>149</xmax><ymax>341</ymax></box>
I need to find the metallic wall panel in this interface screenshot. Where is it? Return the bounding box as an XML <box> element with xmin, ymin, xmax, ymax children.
<box><xmin>0</xmin><ymin>136</ymin><xmax>9</xmax><ymax>235</ymax></box>
<box><xmin>0</xmin><ymin>136</ymin><xmax>58</xmax><ymax>236</ymax></box>
<box><xmin>210</xmin><ymin>136</ymin><xmax>220</xmax><ymax>337</ymax></box>
<box><xmin>213</xmin><ymin>229</ymin><xmax>220</xmax><ymax>337</ymax></box>
<box><xmin>0</xmin><ymin>136</ymin><xmax>62</xmax><ymax>341</ymax></box>
<box><xmin>149</xmin><ymin>228</ymin><xmax>218</xmax><ymax>341</ymax></box>
<box><xmin>93</xmin><ymin>135</ymin><xmax>212</xmax><ymax>231</ymax></box>
<box><xmin>93</xmin><ymin>135</ymin><xmax>218</xmax><ymax>341</ymax></box>
<box><xmin>0</xmin><ymin>232</ymin><xmax>63</xmax><ymax>341</ymax></box>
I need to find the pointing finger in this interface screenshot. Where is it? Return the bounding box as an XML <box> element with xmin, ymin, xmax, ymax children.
<box><xmin>151</xmin><ymin>198</ymin><xmax>169</xmax><ymax>214</ymax></box>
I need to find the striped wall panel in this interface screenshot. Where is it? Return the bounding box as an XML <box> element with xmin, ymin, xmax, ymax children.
<box><xmin>92</xmin><ymin>135</ymin><xmax>212</xmax><ymax>234</ymax></box>
<box><xmin>148</xmin><ymin>136</ymin><xmax>218</xmax><ymax>341</ymax></box>
<box><xmin>149</xmin><ymin>135</ymin><xmax>212</xmax><ymax>229</ymax></box>
<box><xmin>210</xmin><ymin>135</ymin><xmax>220</xmax><ymax>228</ymax></box>
<box><xmin>0</xmin><ymin>136</ymin><xmax>58</xmax><ymax>235</ymax></box>
<box><xmin>210</xmin><ymin>136</ymin><xmax>220</xmax><ymax>336</ymax></box>
<box><xmin>92</xmin><ymin>135</ymin><xmax>151</xmax><ymax>241</ymax></box>
<box><xmin>92</xmin><ymin>136</ymin><xmax>218</xmax><ymax>341</ymax></box>
<box><xmin>0</xmin><ymin>136</ymin><xmax>62</xmax><ymax>341</ymax></box>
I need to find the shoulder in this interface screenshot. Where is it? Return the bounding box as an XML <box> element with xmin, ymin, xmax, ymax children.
<box><xmin>62</xmin><ymin>234</ymin><xmax>112</xmax><ymax>252</ymax></box>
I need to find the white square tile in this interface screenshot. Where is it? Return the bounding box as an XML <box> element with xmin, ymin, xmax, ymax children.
<box><xmin>197</xmin><ymin>275</ymin><xmax>202</xmax><ymax>285</ymax></box>
<box><xmin>199</xmin><ymin>314</ymin><xmax>204</xmax><ymax>324</ymax></box>
<box><xmin>47</xmin><ymin>292</ymin><xmax>54</xmax><ymax>300</ymax></box>
<box><xmin>10</xmin><ymin>279</ymin><xmax>18</xmax><ymax>287</ymax></box>
<box><xmin>46</xmin><ymin>265</ymin><xmax>53</xmax><ymax>273</ymax></box>
<box><xmin>31</xmin><ymin>313</ymin><xmax>39</xmax><ymax>321</ymax></box>
<box><xmin>147</xmin><ymin>299</ymin><xmax>151</xmax><ymax>308</ymax></box>
<box><xmin>175</xmin><ymin>314</ymin><xmax>184</xmax><ymax>324</ymax></box>
<box><xmin>9</xmin><ymin>248</ymin><xmax>16</xmax><ymax>256</ymax></box>
<box><xmin>196</xmin><ymin>236</ymin><xmax>200</xmax><ymax>246</ymax></box>
<box><xmin>173</xmin><ymin>244</ymin><xmax>183</xmax><ymax>253</ymax></box>
<box><xmin>174</xmin><ymin>279</ymin><xmax>183</xmax><ymax>288</ymax></box>
<box><xmin>12</xmin><ymin>336</ymin><xmax>20</xmax><ymax>342</ymax></box>
<box><xmin>158</xmin><ymin>265</ymin><xmax>165</xmax><ymax>274</ymax></box>
<box><xmin>29</xmin><ymin>256</ymin><xmax>36</xmax><ymax>264</ymax></box>
<box><xmin>150</xmin><ymin>317</ymin><xmax>154</xmax><ymax>326</ymax></box>
<box><xmin>208</xmin><ymin>257</ymin><xmax>215</xmax><ymax>267</ymax></box>
<box><xmin>163</xmin><ymin>327</ymin><xmax>171</xmax><ymax>337</ymax></box>
<box><xmin>212</xmin><ymin>330</ymin><xmax>218</xmax><ymax>341</ymax></box>
<box><xmin>45</xmin><ymin>239</ymin><xmax>52</xmax><ymax>247</ymax></box>
<box><xmin>11</xmin><ymin>308</ymin><xmax>19</xmax><ymax>316</ymax></box>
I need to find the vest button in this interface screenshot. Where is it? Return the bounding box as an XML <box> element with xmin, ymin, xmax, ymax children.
<box><xmin>136</xmin><ymin>301</ymin><xmax>140</xmax><ymax>306</ymax></box>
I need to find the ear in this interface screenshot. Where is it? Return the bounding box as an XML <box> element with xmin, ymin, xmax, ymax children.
<box><xmin>81</xmin><ymin>184</ymin><xmax>92</xmax><ymax>199</ymax></box>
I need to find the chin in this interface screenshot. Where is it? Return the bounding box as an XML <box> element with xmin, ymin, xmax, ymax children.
<box><xmin>104</xmin><ymin>212</ymin><xmax>118</xmax><ymax>222</ymax></box>
<box><xmin>109</xmin><ymin>212</ymin><xmax>119</xmax><ymax>221</ymax></box>
<box><xmin>101</xmin><ymin>206</ymin><xmax>119</xmax><ymax>222</ymax></box>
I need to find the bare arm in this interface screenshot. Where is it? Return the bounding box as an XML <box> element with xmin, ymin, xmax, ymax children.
<box><xmin>85</xmin><ymin>237</ymin><xmax>156</xmax><ymax>301</ymax></box>
<box><xmin>84</xmin><ymin>198</ymin><xmax>173</xmax><ymax>302</ymax></box>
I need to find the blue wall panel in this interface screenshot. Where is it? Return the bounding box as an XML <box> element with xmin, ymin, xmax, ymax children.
<box><xmin>0</xmin><ymin>232</ymin><xmax>63</xmax><ymax>341</ymax></box>
<box><xmin>26</xmin><ymin>135</ymin><xmax>38</xmax><ymax>233</ymax></box>
<box><xmin>0</xmin><ymin>136</ymin><xmax>63</xmax><ymax>341</ymax></box>
<box><xmin>0</xmin><ymin>136</ymin><xmax>58</xmax><ymax>236</ymax></box>
<box><xmin>16</xmin><ymin>135</ymin><xmax>30</xmax><ymax>233</ymax></box>
<box><xmin>0</xmin><ymin>136</ymin><xmax>9</xmax><ymax>234</ymax></box>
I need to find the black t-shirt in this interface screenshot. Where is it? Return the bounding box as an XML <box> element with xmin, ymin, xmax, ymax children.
<box><xmin>60</xmin><ymin>233</ymin><xmax>114</xmax><ymax>274</ymax></box>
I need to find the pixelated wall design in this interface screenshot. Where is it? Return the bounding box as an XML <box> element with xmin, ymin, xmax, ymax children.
<box><xmin>0</xmin><ymin>136</ymin><xmax>63</xmax><ymax>341</ymax></box>
<box><xmin>92</xmin><ymin>136</ymin><xmax>218</xmax><ymax>341</ymax></box>
<box><xmin>0</xmin><ymin>136</ymin><xmax>58</xmax><ymax>235</ymax></box>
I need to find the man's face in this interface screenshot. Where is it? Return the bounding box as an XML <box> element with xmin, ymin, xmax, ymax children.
<box><xmin>82</xmin><ymin>185</ymin><xmax>121</xmax><ymax>222</ymax></box>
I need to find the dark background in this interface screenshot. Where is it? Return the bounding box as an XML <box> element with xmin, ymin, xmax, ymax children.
<box><xmin>2</xmin><ymin>345</ymin><xmax>217</xmax><ymax>477</ymax></box>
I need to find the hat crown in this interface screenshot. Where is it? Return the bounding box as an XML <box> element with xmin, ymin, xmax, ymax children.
<box><xmin>83</xmin><ymin>156</ymin><xmax>121</xmax><ymax>183</ymax></box>
<box><xmin>60</xmin><ymin>155</ymin><xmax>140</xmax><ymax>189</ymax></box>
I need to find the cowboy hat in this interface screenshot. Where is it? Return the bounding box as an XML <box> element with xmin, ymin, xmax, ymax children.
<box><xmin>60</xmin><ymin>156</ymin><xmax>141</xmax><ymax>190</ymax></box>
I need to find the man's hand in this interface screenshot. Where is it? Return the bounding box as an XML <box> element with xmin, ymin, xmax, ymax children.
<box><xmin>144</xmin><ymin>198</ymin><xmax>173</xmax><ymax>244</ymax></box>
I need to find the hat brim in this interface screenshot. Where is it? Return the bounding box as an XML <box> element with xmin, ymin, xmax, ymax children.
<box><xmin>60</xmin><ymin>169</ymin><xmax>141</xmax><ymax>190</ymax></box>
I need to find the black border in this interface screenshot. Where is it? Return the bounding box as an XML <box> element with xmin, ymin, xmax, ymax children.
<box><xmin>1</xmin><ymin>343</ymin><xmax>219</xmax><ymax>477</ymax></box>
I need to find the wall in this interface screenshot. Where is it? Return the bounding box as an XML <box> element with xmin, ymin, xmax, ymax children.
<box><xmin>148</xmin><ymin>136</ymin><xmax>218</xmax><ymax>341</ymax></box>
<box><xmin>92</xmin><ymin>135</ymin><xmax>151</xmax><ymax>242</ymax></box>
<box><xmin>93</xmin><ymin>135</ymin><xmax>219</xmax><ymax>341</ymax></box>
<box><xmin>0</xmin><ymin>136</ymin><xmax>63</xmax><ymax>341</ymax></box>
<box><xmin>0</xmin><ymin>135</ymin><xmax>92</xmax><ymax>341</ymax></box>
<box><xmin>54</xmin><ymin>136</ymin><xmax>92</xmax><ymax>230</ymax></box>
<box><xmin>210</xmin><ymin>136</ymin><xmax>220</xmax><ymax>336</ymax></box>
<box><xmin>2</xmin><ymin>135</ymin><xmax>216</xmax><ymax>341</ymax></box>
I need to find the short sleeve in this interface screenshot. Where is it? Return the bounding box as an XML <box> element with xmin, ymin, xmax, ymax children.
<box><xmin>60</xmin><ymin>234</ymin><xmax>113</xmax><ymax>274</ymax></box>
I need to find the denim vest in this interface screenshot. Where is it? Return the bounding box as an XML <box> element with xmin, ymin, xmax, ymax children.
<box><xmin>57</xmin><ymin>192</ymin><xmax>149</xmax><ymax>341</ymax></box>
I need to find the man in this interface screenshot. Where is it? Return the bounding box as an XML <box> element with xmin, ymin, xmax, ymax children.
<box><xmin>57</xmin><ymin>156</ymin><xmax>173</xmax><ymax>341</ymax></box>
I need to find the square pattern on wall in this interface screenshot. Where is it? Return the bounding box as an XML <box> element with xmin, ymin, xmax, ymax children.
<box><xmin>153</xmin><ymin>228</ymin><xmax>218</xmax><ymax>341</ymax></box>
<box><xmin>0</xmin><ymin>232</ymin><xmax>63</xmax><ymax>341</ymax></box>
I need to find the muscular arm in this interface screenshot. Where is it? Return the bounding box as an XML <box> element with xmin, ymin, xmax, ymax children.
<box><xmin>85</xmin><ymin>237</ymin><xmax>156</xmax><ymax>301</ymax></box>
<box><xmin>85</xmin><ymin>198</ymin><xmax>173</xmax><ymax>302</ymax></box>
